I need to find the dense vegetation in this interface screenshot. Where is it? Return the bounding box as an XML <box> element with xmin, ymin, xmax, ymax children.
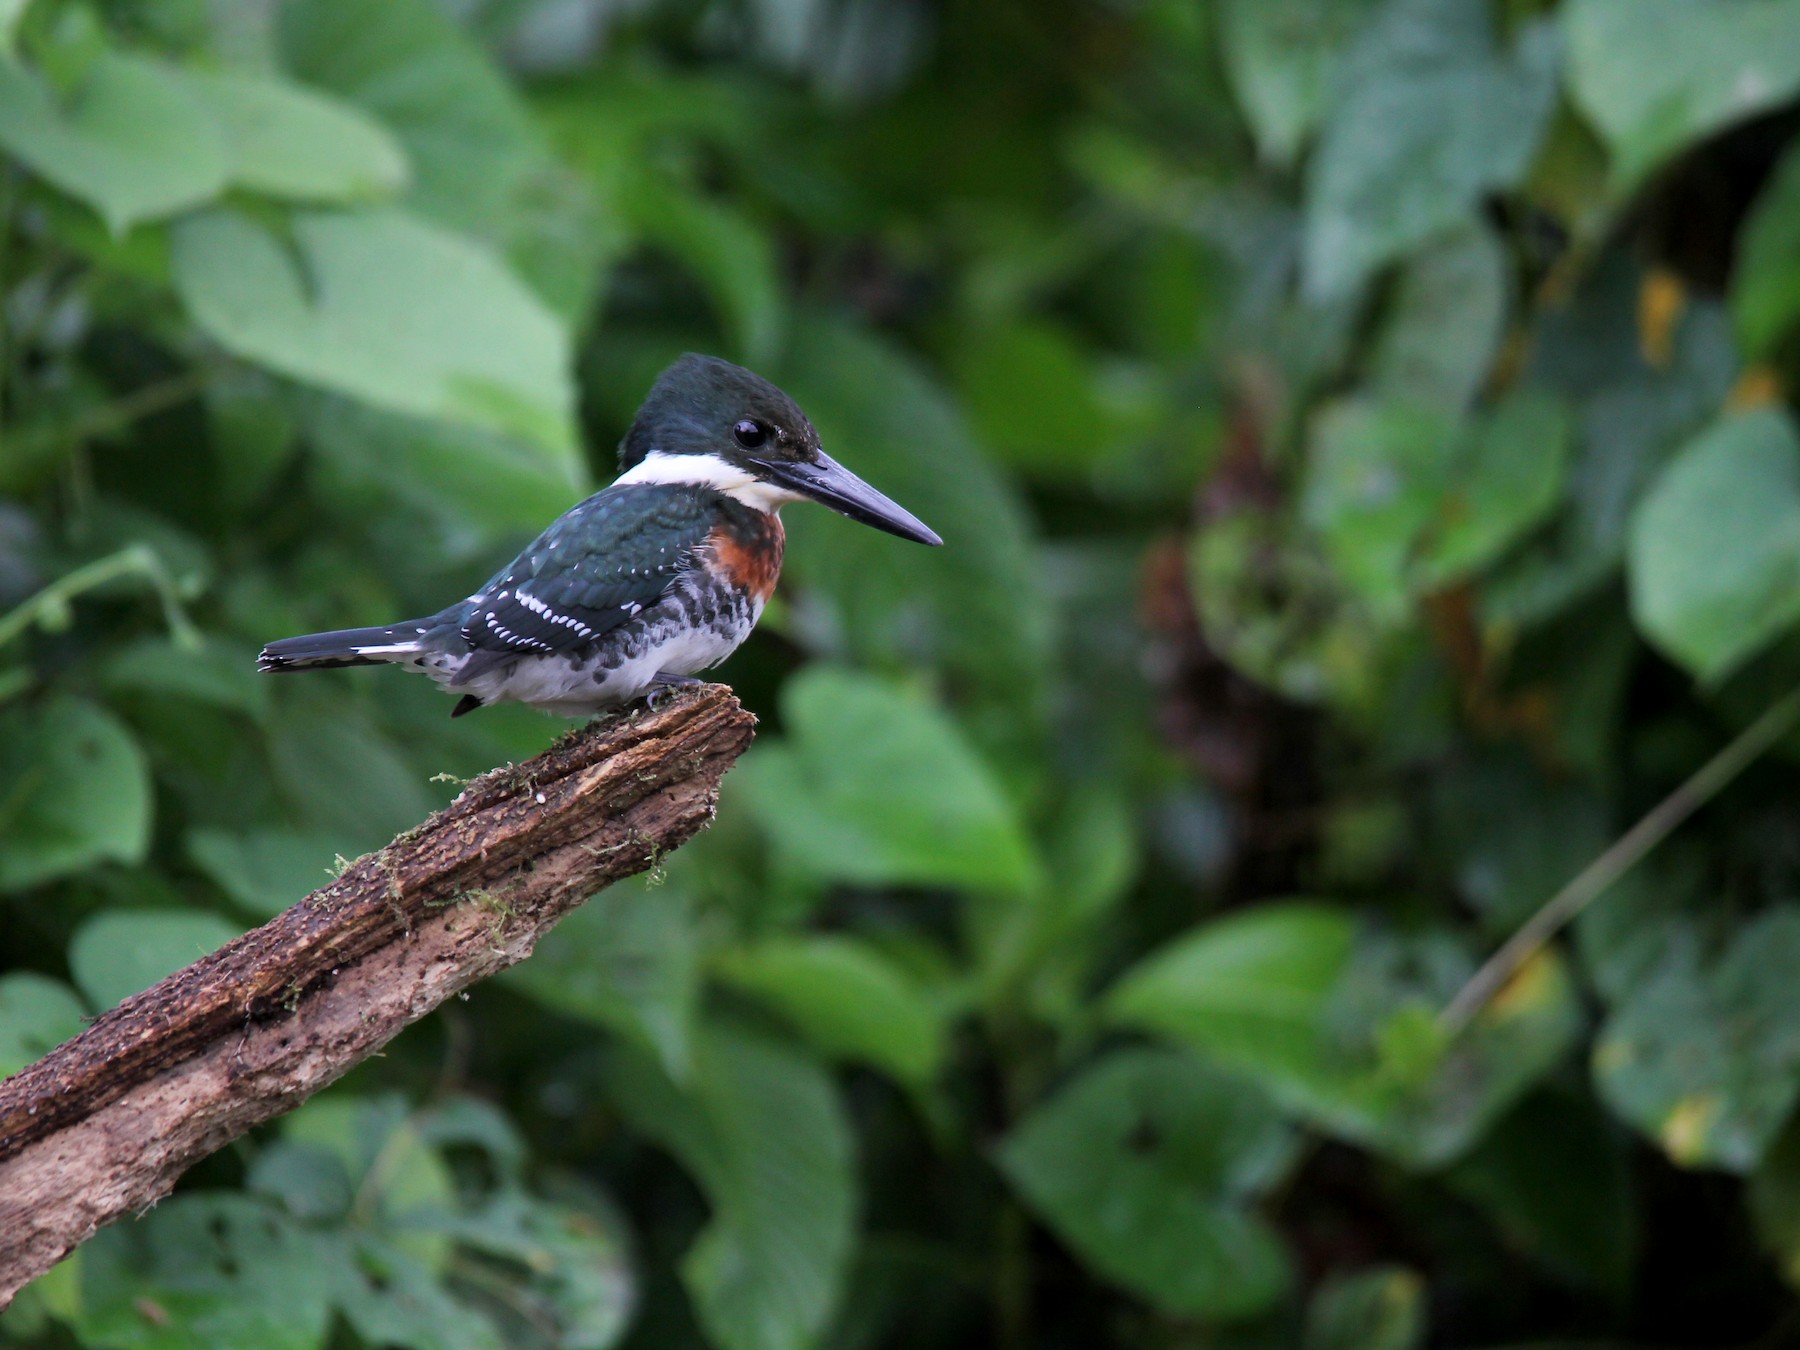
<box><xmin>7</xmin><ymin>0</ymin><xmax>1800</xmax><ymax>1344</ymax></box>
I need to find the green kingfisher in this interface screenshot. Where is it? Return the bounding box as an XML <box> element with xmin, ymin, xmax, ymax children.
<box><xmin>258</xmin><ymin>354</ymin><xmax>942</xmax><ymax>716</ymax></box>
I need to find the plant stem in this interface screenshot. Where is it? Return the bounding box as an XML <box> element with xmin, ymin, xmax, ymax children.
<box><xmin>1440</xmin><ymin>684</ymin><xmax>1800</xmax><ymax>1036</ymax></box>
<box><xmin>0</xmin><ymin>543</ymin><xmax>201</xmax><ymax>652</ymax></box>
<box><xmin>5</xmin><ymin>368</ymin><xmax>216</xmax><ymax>463</ymax></box>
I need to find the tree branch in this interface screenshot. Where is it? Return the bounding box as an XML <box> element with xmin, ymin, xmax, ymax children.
<box><xmin>0</xmin><ymin>685</ymin><xmax>756</xmax><ymax>1306</ymax></box>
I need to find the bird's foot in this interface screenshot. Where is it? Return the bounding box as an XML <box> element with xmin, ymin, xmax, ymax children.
<box><xmin>643</xmin><ymin>671</ymin><xmax>704</xmax><ymax>711</ymax></box>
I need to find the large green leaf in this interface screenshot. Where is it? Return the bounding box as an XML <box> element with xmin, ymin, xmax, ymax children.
<box><xmin>608</xmin><ymin>1023</ymin><xmax>855</xmax><ymax>1350</ymax></box>
<box><xmin>735</xmin><ymin>666</ymin><xmax>1041</xmax><ymax>894</ymax></box>
<box><xmin>300</xmin><ymin>394</ymin><xmax>585</xmax><ymax>543</ymax></box>
<box><xmin>186</xmin><ymin>70</ymin><xmax>409</xmax><ymax>203</ymax></box>
<box><xmin>503</xmin><ymin>879</ymin><xmax>700</xmax><ymax>1080</ymax></box>
<box><xmin>996</xmin><ymin>1048</ymin><xmax>1296</xmax><ymax>1319</ymax></box>
<box><xmin>277</xmin><ymin>0</ymin><xmax>544</xmax><ymax>239</ymax></box>
<box><xmin>1105</xmin><ymin>902</ymin><xmax>1357</xmax><ymax>1087</ymax></box>
<box><xmin>713</xmin><ymin>934</ymin><xmax>948</xmax><ymax>1090</ymax></box>
<box><xmin>1219</xmin><ymin>0</ymin><xmax>1380</xmax><ymax>167</ymax></box>
<box><xmin>1627</xmin><ymin>408</ymin><xmax>1800</xmax><ymax>680</ymax></box>
<box><xmin>1564</xmin><ymin>0</ymin><xmax>1800</xmax><ymax>188</ymax></box>
<box><xmin>0</xmin><ymin>972</ymin><xmax>86</xmax><ymax>1079</ymax></box>
<box><xmin>1109</xmin><ymin>910</ymin><xmax>1580</xmax><ymax>1168</ymax></box>
<box><xmin>0</xmin><ymin>50</ymin><xmax>226</xmax><ymax>232</ymax></box>
<box><xmin>1734</xmin><ymin>139</ymin><xmax>1800</xmax><ymax>359</ymax></box>
<box><xmin>171</xmin><ymin>207</ymin><xmax>578</xmax><ymax>456</ymax></box>
<box><xmin>0</xmin><ymin>696</ymin><xmax>152</xmax><ymax>892</ymax></box>
<box><xmin>68</xmin><ymin>909</ymin><xmax>241</xmax><ymax>1012</ymax></box>
<box><xmin>1303</xmin><ymin>0</ymin><xmax>1558</xmax><ymax>299</ymax></box>
<box><xmin>1594</xmin><ymin>909</ymin><xmax>1800</xmax><ymax>1172</ymax></box>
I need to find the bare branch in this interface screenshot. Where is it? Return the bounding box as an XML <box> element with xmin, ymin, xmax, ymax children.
<box><xmin>0</xmin><ymin>685</ymin><xmax>756</xmax><ymax>1305</ymax></box>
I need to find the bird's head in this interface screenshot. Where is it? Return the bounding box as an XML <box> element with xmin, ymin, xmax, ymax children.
<box><xmin>615</xmin><ymin>354</ymin><xmax>943</xmax><ymax>546</ymax></box>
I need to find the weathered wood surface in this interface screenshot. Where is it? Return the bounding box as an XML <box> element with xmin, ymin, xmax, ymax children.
<box><xmin>0</xmin><ymin>685</ymin><xmax>755</xmax><ymax>1306</ymax></box>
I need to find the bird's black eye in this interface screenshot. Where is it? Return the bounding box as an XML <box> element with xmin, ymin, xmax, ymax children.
<box><xmin>733</xmin><ymin>420</ymin><xmax>768</xmax><ymax>450</ymax></box>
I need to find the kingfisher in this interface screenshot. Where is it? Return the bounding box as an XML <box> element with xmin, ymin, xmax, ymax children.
<box><xmin>258</xmin><ymin>354</ymin><xmax>942</xmax><ymax>716</ymax></box>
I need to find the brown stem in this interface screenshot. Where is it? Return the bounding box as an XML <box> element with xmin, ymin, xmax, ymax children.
<box><xmin>0</xmin><ymin>685</ymin><xmax>756</xmax><ymax>1305</ymax></box>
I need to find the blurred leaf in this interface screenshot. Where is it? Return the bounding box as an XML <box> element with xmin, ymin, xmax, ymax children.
<box><xmin>1106</xmin><ymin>902</ymin><xmax>1356</xmax><ymax>1085</ymax></box>
<box><xmin>1371</xmin><ymin>220</ymin><xmax>1508</xmax><ymax>414</ymax></box>
<box><xmin>266</xmin><ymin>698</ymin><xmax>439</xmax><ymax>849</ymax></box>
<box><xmin>1627</xmin><ymin>408</ymin><xmax>1800</xmax><ymax>680</ymax></box>
<box><xmin>1434</xmin><ymin>757</ymin><xmax>1607</xmax><ymax>934</ymax></box>
<box><xmin>187</xmin><ymin>827</ymin><xmax>342</xmax><ymax>917</ymax></box>
<box><xmin>1565</xmin><ymin>0</ymin><xmax>1800</xmax><ymax>187</ymax></box>
<box><xmin>1751</xmin><ymin>1114</ymin><xmax>1800</xmax><ymax>1294</ymax></box>
<box><xmin>186</xmin><ymin>69</ymin><xmax>409</xmax><ymax>203</ymax></box>
<box><xmin>1111</xmin><ymin>911</ymin><xmax>1579</xmax><ymax>1168</ymax></box>
<box><xmin>0</xmin><ymin>971</ymin><xmax>86</xmax><ymax>1078</ymax></box>
<box><xmin>951</xmin><ymin>320</ymin><xmax>1113</xmax><ymax>478</ymax></box>
<box><xmin>100</xmin><ymin>636</ymin><xmax>268</xmax><ymax>719</ymax></box>
<box><xmin>608</xmin><ymin>1023</ymin><xmax>855</xmax><ymax>1350</ymax></box>
<box><xmin>503</xmin><ymin>879</ymin><xmax>700</xmax><ymax>1080</ymax></box>
<box><xmin>1304</xmin><ymin>398</ymin><xmax>1455</xmax><ymax>615</ymax></box>
<box><xmin>1493</xmin><ymin>257</ymin><xmax>1739</xmax><ymax>629</ymax></box>
<box><xmin>1595</xmin><ymin>909</ymin><xmax>1800</xmax><ymax>1172</ymax></box>
<box><xmin>1307</xmin><ymin>389</ymin><xmax>1574</xmax><ymax>616</ymax></box>
<box><xmin>775</xmin><ymin>320</ymin><xmax>1051</xmax><ymax>711</ymax></box>
<box><xmin>1219</xmin><ymin>0</ymin><xmax>1380</xmax><ymax>167</ymax></box>
<box><xmin>1303</xmin><ymin>0</ymin><xmax>1557</xmax><ymax>299</ymax></box>
<box><xmin>996</xmin><ymin>1047</ymin><xmax>1296</xmax><ymax>1319</ymax></box>
<box><xmin>622</xmin><ymin>172</ymin><xmax>784</xmax><ymax>366</ymax></box>
<box><xmin>1444</xmin><ymin>1087</ymin><xmax>1635</xmax><ymax>1291</ymax></box>
<box><xmin>714</xmin><ymin>934</ymin><xmax>947</xmax><ymax>1089</ymax></box>
<box><xmin>1303</xmin><ymin>1267</ymin><xmax>1425</xmax><ymax>1350</ymax></box>
<box><xmin>0</xmin><ymin>697</ymin><xmax>152</xmax><ymax>892</ymax></box>
<box><xmin>67</xmin><ymin>908</ymin><xmax>239</xmax><ymax>1011</ymax></box>
<box><xmin>1416</xmin><ymin>391</ymin><xmax>1571</xmax><ymax>587</ymax></box>
<box><xmin>435</xmin><ymin>1184</ymin><xmax>634</xmax><ymax>1350</ymax></box>
<box><xmin>736</xmin><ymin>666</ymin><xmax>1041</xmax><ymax>894</ymax></box>
<box><xmin>75</xmin><ymin>1194</ymin><xmax>339</xmax><ymax>1350</ymax></box>
<box><xmin>301</xmin><ymin>393</ymin><xmax>585</xmax><ymax>544</ymax></box>
<box><xmin>1734</xmin><ymin>139</ymin><xmax>1800</xmax><ymax>359</ymax></box>
<box><xmin>206</xmin><ymin>377</ymin><xmax>300</xmax><ymax>510</ymax></box>
<box><xmin>0</xmin><ymin>50</ymin><xmax>226</xmax><ymax>233</ymax></box>
<box><xmin>171</xmin><ymin>206</ymin><xmax>577</xmax><ymax>456</ymax></box>
<box><xmin>278</xmin><ymin>0</ymin><xmax>544</xmax><ymax>239</ymax></box>
<box><xmin>285</xmin><ymin>1094</ymin><xmax>457</xmax><ymax>1269</ymax></box>
<box><xmin>331</xmin><ymin>1239</ymin><xmax>502</xmax><ymax>1350</ymax></box>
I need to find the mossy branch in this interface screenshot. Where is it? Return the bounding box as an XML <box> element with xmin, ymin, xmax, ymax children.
<box><xmin>0</xmin><ymin>685</ymin><xmax>756</xmax><ymax>1306</ymax></box>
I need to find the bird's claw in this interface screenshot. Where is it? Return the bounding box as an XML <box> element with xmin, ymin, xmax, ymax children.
<box><xmin>643</xmin><ymin>672</ymin><xmax>703</xmax><ymax>711</ymax></box>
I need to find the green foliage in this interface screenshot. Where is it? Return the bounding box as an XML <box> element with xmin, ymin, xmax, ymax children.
<box><xmin>996</xmin><ymin>1048</ymin><xmax>1297</xmax><ymax>1318</ymax></box>
<box><xmin>1628</xmin><ymin>408</ymin><xmax>1800</xmax><ymax>679</ymax></box>
<box><xmin>8</xmin><ymin>0</ymin><xmax>1800</xmax><ymax>1345</ymax></box>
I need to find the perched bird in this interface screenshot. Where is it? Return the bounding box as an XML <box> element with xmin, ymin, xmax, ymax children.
<box><xmin>258</xmin><ymin>355</ymin><xmax>942</xmax><ymax>716</ymax></box>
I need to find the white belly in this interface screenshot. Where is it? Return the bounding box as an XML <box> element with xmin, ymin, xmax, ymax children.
<box><xmin>442</xmin><ymin>613</ymin><xmax>751</xmax><ymax>715</ymax></box>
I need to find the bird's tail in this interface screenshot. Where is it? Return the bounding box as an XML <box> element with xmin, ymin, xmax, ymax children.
<box><xmin>258</xmin><ymin>620</ymin><xmax>437</xmax><ymax>673</ymax></box>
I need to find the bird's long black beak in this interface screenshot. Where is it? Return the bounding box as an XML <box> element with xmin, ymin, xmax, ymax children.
<box><xmin>761</xmin><ymin>451</ymin><xmax>943</xmax><ymax>546</ymax></box>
